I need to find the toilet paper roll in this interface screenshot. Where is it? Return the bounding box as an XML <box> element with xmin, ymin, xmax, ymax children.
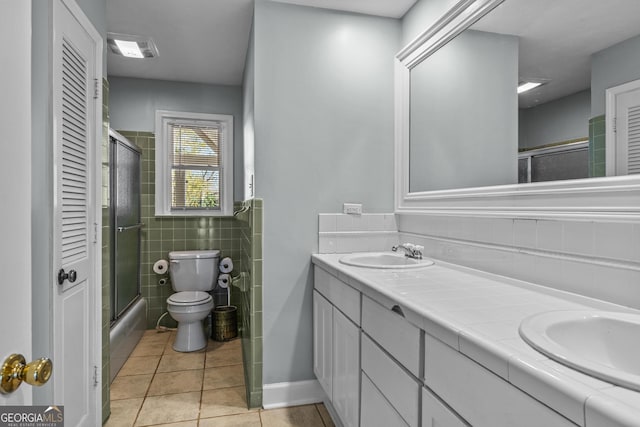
<box><xmin>217</xmin><ymin>273</ymin><xmax>231</xmax><ymax>289</ymax></box>
<box><xmin>153</xmin><ymin>259</ymin><xmax>169</xmax><ymax>275</ymax></box>
<box><xmin>219</xmin><ymin>257</ymin><xmax>234</xmax><ymax>273</ymax></box>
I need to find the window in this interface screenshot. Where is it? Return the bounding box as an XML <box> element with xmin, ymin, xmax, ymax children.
<box><xmin>155</xmin><ymin>110</ymin><xmax>233</xmax><ymax>216</ymax></box>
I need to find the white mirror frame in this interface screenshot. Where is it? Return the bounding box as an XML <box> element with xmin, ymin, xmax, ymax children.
<box><xmin>394</xmin><ymin>0</ymin><xmax>640</xmax><ymax>221</ymax></box>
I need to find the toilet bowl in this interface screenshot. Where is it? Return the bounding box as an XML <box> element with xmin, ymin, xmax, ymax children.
<box><xmin>167</xmin><ymin>291</ymin><xmax>214</xmax><ymax>352</ymax></box>
<box><xmin>166</xmin><ymin>250</ymin><xmax>220</xmax><ymax>352</ymax></box>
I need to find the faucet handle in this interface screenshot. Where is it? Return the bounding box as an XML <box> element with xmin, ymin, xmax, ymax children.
<box><xmin>414</xmin><ymin>245</ymin><xmax>424</xmax><ymax>252</ymax></box>
<box><xmin>403</xmin><ymin>243</ymin><xmax>415</xmax><ymax>250</ymax></box>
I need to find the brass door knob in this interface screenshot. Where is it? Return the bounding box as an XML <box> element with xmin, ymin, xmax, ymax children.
<box><xmin>0</xmin><ymin>354</ymin><xmax>53</xmax><ymax>394</ymax></box>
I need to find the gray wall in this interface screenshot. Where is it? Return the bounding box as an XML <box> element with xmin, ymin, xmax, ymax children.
<box><xmin>108</xmin><ymin>77</ymin><xmax>245</xmax><ymax>201</ymax></box>
<box><xmin>253</xmin><ymin>1</ymin><xmax>399</xmax><ymax>385</ymax></box>
<box><xmin>519</xmin><ymin>90</ymin><xmax>590</xmax><ymax>149</ymax></box>
<box><xmin>409</xmin><ymin>29</ymin><xmax>518</xmax><ymax>191</ymax></box>
<box><xmin>591</xmin><ymin>33</ymin><xmax>640</xmax><ymax>116</ymax></box>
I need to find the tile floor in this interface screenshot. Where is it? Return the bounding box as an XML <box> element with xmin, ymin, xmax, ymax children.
<box><xmin>106</xmin><ymin>330</ymin><xmax>334</xmax><ymax>427</ymax></box>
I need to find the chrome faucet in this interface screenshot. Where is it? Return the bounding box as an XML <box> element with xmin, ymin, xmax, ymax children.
<box><xmin>392</xmin><ymin>243</ymin><xmax>424</xmax><ymax>259</ymax></box>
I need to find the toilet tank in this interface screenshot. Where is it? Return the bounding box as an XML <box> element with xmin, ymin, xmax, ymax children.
<box><xmin>168</xmin><ymin>250</ymin><xmax>220</xmax><ymax>292</ymax></box>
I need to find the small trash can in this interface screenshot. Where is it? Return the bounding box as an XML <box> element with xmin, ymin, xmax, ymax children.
<box><xmin>212</xmin><ymin>305</ymin><xmax>237</xmax><ymax>341</ymax></box>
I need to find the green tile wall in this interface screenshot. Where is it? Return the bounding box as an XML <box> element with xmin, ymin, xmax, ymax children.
<box><xmin>101</xmin><ymin>79</ymin><xmax>111</xmax><ymax>424</ymax></box>
<box><xmin>237</xmin><ymin>198</ymin><xmax>263</xmax><ymax>408</ymax></box>
<box><xmin>116</xmin><ymin>131</ymin><xmax>244</xmax><ymax>329</ymax></box>
<box><xmin>589</xmin><ymin>115</ymin><xmax>606</xmax><ymax>177</ymax></box>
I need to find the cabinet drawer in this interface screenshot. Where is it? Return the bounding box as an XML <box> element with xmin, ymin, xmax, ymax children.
<box><xmin>362</xmin><ymin>334</ymin><xmax>420</xmax><ymax>426</ymax></box>
<box><xmin>424</xmin><ymin>335</ymin><xmax>577</xmax><ymax>427</ymax></box>
<box><xmin>423</xmin><ymin>386</ymin><xmax>469</xmax><ymax>427</ymax></box>
<box><xmin>314</xmin><ymin>267</ymin><xmax>360</xmax><ymax>325</ymax></box>
<box><xmin>361</xmin><ymin>372</ymin><xmax>409</xmax><ymax>427</ymax></box>
<box><xmin>362</xmin><ymin>294</ymin><xmax>421</xmax><ymax>376</ymax></box>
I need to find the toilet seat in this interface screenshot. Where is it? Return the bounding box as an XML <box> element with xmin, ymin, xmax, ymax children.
<box><xmin>167</xmin><ymin>291</ymin><xmax>212</xmax><ymax>306</ymax></box>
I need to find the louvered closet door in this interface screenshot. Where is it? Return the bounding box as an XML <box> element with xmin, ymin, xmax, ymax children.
<box><xmin>615</xmin><ymin>86</ymin><xmax>640</xmax><ymax>174</ymax></box>
<box><xmin>52</xmin><ymin>0</ymin><xmax>98</xmax><ymax>425</ymax></box>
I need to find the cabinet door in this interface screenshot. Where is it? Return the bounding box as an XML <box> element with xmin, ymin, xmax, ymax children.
<box><xmin>423</xmin><ymin>387</ymin><xmax>469</xmax><ymax>427</ymax></box>
<box><xmin>333</xmin><ymin>309</ymin><xmax>360</xmax><ymax>427</ymax></box>
<box><xmin>313</xmin><ymin>290</ymin><xmax>333</xmax><ymax>398</ymax></box>
<box><xmin>361</xmin><ymin>373</ymin><xmax>409</xmax><ymax>427</ymax></box>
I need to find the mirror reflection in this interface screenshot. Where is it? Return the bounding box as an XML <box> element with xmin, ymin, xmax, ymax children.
<box><xmin>409</xmin><ymin>0</ymin><xmax>640</xmax><ymax>193</ymax></box>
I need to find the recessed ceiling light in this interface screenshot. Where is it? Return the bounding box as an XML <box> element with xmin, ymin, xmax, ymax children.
<box><xmin>517</xmin><ymin>82</ymin><xmax>542</xmax><ymax>94</ymax></box>
<box><xmin>517</xmin><ymin>79</ymin><xmax>550</xmax><ymax>94</ymax></box>
<box><xmin>107</xmin><ymin>33</ymin><xmax>159</xmax><ymax>59</ymax></box>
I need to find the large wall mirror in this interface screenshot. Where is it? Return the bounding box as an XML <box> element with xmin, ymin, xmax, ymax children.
<box><xmin>395</xmin><ymin>0</ymin><xmax>640</xmax><ymax>214</ymax></box>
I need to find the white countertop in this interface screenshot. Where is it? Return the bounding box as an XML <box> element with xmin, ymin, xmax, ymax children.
<box><xmin>312</xmin><ymin>253</ymin><xmax>640</xmax><ymax>427</ymax></box>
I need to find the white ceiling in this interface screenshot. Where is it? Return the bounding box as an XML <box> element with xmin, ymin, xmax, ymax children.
<box><xmin>270</xmin><ymin>0</ymin><xmax>417</xmax><ymax>19</ymax></box>
<box><xmin>106</xmin><ymin>0</ymin><xmax>418</xmax><ymax>86</ymax></box>
<box><xmin>106</xmin><ymin>0</ymin><xmax>254</xmax><ymax>86</ymax></box>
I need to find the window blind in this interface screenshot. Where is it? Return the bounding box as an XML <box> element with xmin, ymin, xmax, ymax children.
<box><xmin>170</xmin><ymin>123</ymin><xmax>222</xmax><ymax>210</ymax></box>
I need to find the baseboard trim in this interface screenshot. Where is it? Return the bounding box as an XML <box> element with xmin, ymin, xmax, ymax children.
<box><xmin>262</xmin><ymin>380</ymin><xmax>325</xmax><ymax>410</ymax></box>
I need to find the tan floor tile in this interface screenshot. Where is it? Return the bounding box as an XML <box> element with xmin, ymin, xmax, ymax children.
<box><xmin>199</xmin><ymin>412</ymin><xmax>262</xmax><ymax>427</ymax></box>
<box><xmin>142</xmin><ymin>329</ymin><xmax>172</xmax><ymax>344</ymax></box>
<box><xmin>119</xmin><ymin>356</ymin><xmax>160</xmax><ymax>376</ymax></box>
<box><xmin>203</xmin><ymin>365</ymin><xmax>244</xmax><ymax>390</ymax></box>
<box><xmin>316</xmin><ymin>404</ymin><xmax>335</xmax><ymax>427</ymax></box>
<box><xmin>110</xmin><ymin>374</ymin><xmax>153</xmax><ymax>400</ymax></box>
<box><xmin>147</xmin><ymin>369</ymin><xmax>204</xmax><ymax>396</ymax></box>
<box><xmin>134</xmin><ymin>391</ymin><xmax>201</xmax><ymax>426</ymax></box>
<box><xmin>145</xmin><ymin>421</ymin><xmax>197</xmax><ymax>427</ymax></box>
<box><xmin>200</xmin><ymin>386</ymin><xmax>250</xmax><ymax>418</ymax></box>
<box><xmin>205</xmin><ymin>346</ymin><xmax>243</xmax><ymax>368</ymax></box>
<box><xmin>260</xmin><ymin>405</ymin><xmax>326</xmax><ymax>427</ymax></box>
<box><xmin>104</xmin><ymin>397</ymin><xmax>143</xmax><ymax>427</ymax></box>
<box><xmin>157</xmin><ymin>352</ymin><xmax>206</xmax><ymax>373</ymax></box>
<box><xmin>130</xmin><ymin>341</ymin><xmax>167</xmax><ymax>357</ymax></box>
<box><xmin>207</xmin><ymin>337</ymin><xmax>241</xmax><ymax>352</ymax></box>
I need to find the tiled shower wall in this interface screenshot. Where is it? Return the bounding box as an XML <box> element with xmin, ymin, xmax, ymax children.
<box><xmin>237</xmin><ymin>198</ymin><xmax>264</xmax><ymax>408</ymax></box>
<box><xmin>101</xmin><ymin>79</ymin><xmax>111</xmax><ymax>423</ymax></box>
<box><xmin>117</xmin><ymin>131</ymin><xmax>243</xmax><ymax>329</ymax></box>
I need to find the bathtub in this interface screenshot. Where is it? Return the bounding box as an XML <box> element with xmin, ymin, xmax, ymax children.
<box><xmin>109</xmin><ymin>297</ymin><xmax>146</xmax><ymax>382</ymax></box>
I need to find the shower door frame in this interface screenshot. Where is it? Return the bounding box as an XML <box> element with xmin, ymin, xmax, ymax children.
<box><xmin>109</xmin><ymin>131</ymin><xmax>143</xmax><ymax>323</ymax></box>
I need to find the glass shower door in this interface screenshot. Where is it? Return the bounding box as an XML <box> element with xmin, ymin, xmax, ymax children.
<box><xmin>111</xmin><ymin>136</ymin><xmax>142</xmax><ymax>320</ymax></box>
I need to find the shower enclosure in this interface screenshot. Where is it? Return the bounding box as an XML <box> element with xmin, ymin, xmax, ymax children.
<box><xmin>109</xmin><ymin>129</ymin><xmax>146</xmax><ymax>381</ymax></box>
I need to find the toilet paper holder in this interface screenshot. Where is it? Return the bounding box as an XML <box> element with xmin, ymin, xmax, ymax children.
<box><xmin>153</xmin><ymin>259</ymin><xmax>169</xmax><ymax>275</ymax></box>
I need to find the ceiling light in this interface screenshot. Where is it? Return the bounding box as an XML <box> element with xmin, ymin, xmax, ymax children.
<box><xmin>107</xmin><ymin>33</ymin><xmax>159</xmax><ymax>59</ymax></box>
<box><xmin>517</xmin><ymin>82</ymin><xmax>542</xmax><ymax>94</ymax></box>
<box><xmin>114</xmin><ymin>40</ymin><xmax>143</xmax><ymax>58</ymax></box>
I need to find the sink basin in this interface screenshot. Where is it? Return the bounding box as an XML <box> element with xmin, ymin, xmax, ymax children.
<box><xmin>339</xmin><ymin>252</ymin><xmax>434</xmax><ymax>269</ymax></box>
<box><xmin>519</xmin><ymin>310</ymin><xmax>640</xmax><ymax>391</ymax></box>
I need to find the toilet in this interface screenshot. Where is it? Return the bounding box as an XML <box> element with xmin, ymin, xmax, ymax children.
<box><xmin>167</xmin><ymin>250</ymin><xmax>219</xmax><ymax>352</ymax></box>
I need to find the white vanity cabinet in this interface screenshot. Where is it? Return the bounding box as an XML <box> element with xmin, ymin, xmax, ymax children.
<box><xmin>313</xmin><ymin>267</ymin><xmax>361</xmax><ymax>427</ymax></box>
<box><xmin>361</xmin><ymin>295</ymin><xmax>421</xmax><ymax>426</ymax></box>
